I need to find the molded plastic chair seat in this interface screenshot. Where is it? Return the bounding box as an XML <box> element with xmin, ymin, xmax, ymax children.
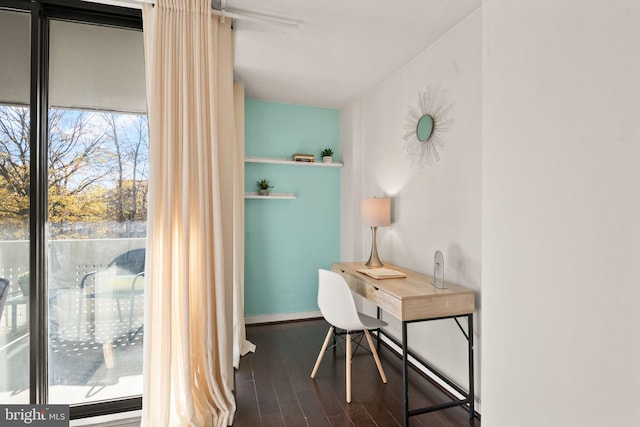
<box><xmin>357</xmin><ymin>312</ymin><xmax>387</xmax><ymax>330</ymax></box>
<box><xmin>310</xmin><ymin>269</ymin><xmax>387</xmax><ymax>403</ymax></box>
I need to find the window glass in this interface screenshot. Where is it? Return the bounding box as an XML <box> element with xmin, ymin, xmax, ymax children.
<box><xmin>0</xmin><ymin>9</ymin><xmax>31</xmax><ymax>404</ymax></box>
<box><xmin>47</xmin><ymin>20</ymin><xmax>147</xmax><ymax>404</ymax></box>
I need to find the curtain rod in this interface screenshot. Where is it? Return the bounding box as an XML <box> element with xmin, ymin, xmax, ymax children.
<box><xmin>108</xmin><ymin>0</ymin><xmax>302</xmax><ymax>27</ymax></box>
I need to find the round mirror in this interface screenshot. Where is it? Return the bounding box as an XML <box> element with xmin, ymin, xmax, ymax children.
<box><xmin>416</xmin><ymin>114</ymin><xmax>434</xmax><ymax>142</ymax></box>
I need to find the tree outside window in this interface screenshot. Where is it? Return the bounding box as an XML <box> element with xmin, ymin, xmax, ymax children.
<box><xmin>0</xmin><ymin>105</ymin><xmax>148</xmax><ymax>240</ymax></box>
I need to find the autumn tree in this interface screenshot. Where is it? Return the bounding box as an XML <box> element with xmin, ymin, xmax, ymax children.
<box><xmin>47</xmin><ymin>108</ymin><xmax>113</xmax><ymax>232</ymax></box>
<box><xmin>0</xmin><ymin>105</ymin><xmax>149</xmax><ymax>239</ymax></box>
<box><xmin>0</xmin><ymin>107</ymin><xmax>30</xmax><ymax>203</ymax></box>
<box><xmin>101</xmin><ymin>113</ymin><xmax>148</xmax><ymax>229</ymax></box>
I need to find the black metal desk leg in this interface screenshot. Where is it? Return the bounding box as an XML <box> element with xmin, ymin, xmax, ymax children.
<box><xmin>468</xmin><ymin>313</ymin><xmax>475</xmax><ymax>420</ymax></box>
<box><xmin>402</xmin><ymin>321</ymin><xmax>409</xmax><ymax>427</ymax></box>
<box><xmin>376</xmin><ymin>307</ymin><xmax>382</xmax><ymax>351</ymax></box>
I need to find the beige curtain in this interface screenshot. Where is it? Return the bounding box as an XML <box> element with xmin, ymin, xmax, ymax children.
<box><xmin>231</xmin><ymin>83</ymin><xmax>255</xmax><ymax>367</ymax></box>
<box><xmin>141</xmin><ymin>1</ymin><xmax>239</xmax><ymax>425</ymax></box>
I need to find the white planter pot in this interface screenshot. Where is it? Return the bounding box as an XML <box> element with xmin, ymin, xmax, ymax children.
<box><xmin>322</xmin><ymin>156</ymin><xmax>333</xmax><ymax>163</ymax></box>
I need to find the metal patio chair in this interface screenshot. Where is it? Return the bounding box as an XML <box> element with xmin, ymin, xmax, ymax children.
<box><xmin>78</xmin><ymin>248</ymin><xmax>145</xmax><ymax>342</ymax></box>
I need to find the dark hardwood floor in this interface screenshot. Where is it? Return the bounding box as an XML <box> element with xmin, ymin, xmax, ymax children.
<box><xmin>234</xmin><ymin>319</ymin><xmax>479</xmax><ymax>427</ymax></box>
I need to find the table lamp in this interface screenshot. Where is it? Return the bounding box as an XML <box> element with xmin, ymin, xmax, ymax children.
<box><xmin>361</xmin><ymin>197</ymin><xmax>391</xmax><ymax>267</ymax></box>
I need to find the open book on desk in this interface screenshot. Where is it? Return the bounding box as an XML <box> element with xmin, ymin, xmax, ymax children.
<box><xmin>356</xmin><ymin>267</ymin><xmax>407</xmax><ymax>279</ymax></box>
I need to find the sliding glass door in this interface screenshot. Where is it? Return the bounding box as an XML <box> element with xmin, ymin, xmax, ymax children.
<box><xmin>0</xmin><ymin>8</ymin><xmax>31</xmax><ymax>404</ymax></box>
<box><xmin>47</xmin><ymin>19</ymin><xmax>147</xmax><ymax>405</ymax></box>
<box><xmin>0</xmin><ymin>0</ymin><xmax>146</xmax><ymax>416</ymax></box>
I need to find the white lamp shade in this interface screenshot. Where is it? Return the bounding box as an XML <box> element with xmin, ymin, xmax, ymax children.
<box><xmin>361</xmin><ymin>197</ymin><xmax>391</xmax><ymax>227</ymax></box>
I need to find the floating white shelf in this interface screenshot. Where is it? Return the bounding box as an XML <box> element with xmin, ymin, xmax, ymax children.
<box><xmin>245</xmin><ymin>192</ymin><xmax>296</xmax><ymax>200</ymax></box>
<box><xmin>245</xmin><ymin>156</ymin><xmax>343</xmax><ymax>168</ymax></box>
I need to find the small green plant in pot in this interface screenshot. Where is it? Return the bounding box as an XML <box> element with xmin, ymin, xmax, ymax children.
<box><xmin>257</xmin><ymin>179</ymin><xmax>273</xmax><ymax>196</ymax></box>
<box><xmin>321</xmin><ymin>148</ymin><xmax>334</xmax><ymax>163</ymax></box>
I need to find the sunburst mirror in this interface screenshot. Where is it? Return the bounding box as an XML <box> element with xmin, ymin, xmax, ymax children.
<box><xmin>402</xmin><ymin>87</ymin><xmax>453</xmax><ymax>168</ymax></box>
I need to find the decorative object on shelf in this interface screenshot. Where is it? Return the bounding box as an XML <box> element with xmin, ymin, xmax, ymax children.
<box><xmin>402</xmin><ymin>87</ymin><xmax>453</xmax><ymax>168</ymax></box>
<box><xmin>361</xmin><ymin>197</ymin><xmax>391</xmax><ymax>268</ymax></box>
<box><xmin>321</xmin><ymin>148</ymin><xmax>334</xmax><ymax>163</ymax></box>
<box><xmin>292</xmin><ymin>153</ymin><xmax>315</xmax><ymax>162</ymax></box>
<box><xmin>257</xmin><ymin>179</ymin><xmax>273</xmax><ymax>196</ymax></box>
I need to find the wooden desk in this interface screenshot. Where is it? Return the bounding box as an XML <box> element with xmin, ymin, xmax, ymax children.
<box><xmin>332</xmin><ymin>261</ymin><xmax>476</xmax><ymax>426</ymax></box>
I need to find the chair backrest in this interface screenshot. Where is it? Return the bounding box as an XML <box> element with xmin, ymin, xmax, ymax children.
<box><xmin>107</xmin><ymin>248</ymin><xmax>146</xmax><ymax>276</ymax></box>
<box><xmin>317</xmin><ymin>269</ymin><xmax>365</xmax><ymax>331</ymax></box>
<box><xmin>0</xmin><ymin>278</ymin><xmax>10</xmax><ymax>320</ymax></box>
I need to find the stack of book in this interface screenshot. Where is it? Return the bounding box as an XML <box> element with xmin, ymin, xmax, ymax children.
<box><xmin>292</xmin><ymin>153</ymin><xmax>315</xmax><ymax>162</ymax></box>
<box><xmin>357</xmin><ymin>268</ymin><xmax>407</xmax><ymax>279</ymax></box>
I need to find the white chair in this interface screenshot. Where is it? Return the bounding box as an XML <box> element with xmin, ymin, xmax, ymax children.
<box><xmin>311</xmin><ymin>269</ymin><xmax>387</xmax><ymax>403</ymax></box>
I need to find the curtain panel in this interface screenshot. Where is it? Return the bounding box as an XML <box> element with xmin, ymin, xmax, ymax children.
<box><xmin>231</xmin><ymin>83</ymin><xmax>255</xmax><ymax>368</ymax></box>
<box><xmin>141</xmin><ymin>0</ymin><xmax>250</xmax><ymax>425</ymax></box>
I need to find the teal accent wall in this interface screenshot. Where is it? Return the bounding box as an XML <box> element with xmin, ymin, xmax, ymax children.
<box><xmin>244</xmin><ymin>99</ymin><xmax>340</xmax><ymax>316</ymax></box>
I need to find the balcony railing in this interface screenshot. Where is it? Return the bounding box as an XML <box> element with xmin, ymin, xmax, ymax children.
<box><xmin>0</xmin><ymin>238</ymin><xmax>145</xmax><ymax>404</ymax></box>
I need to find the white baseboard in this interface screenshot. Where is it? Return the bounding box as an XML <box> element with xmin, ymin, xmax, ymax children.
<box><xmin>245</xmin><ymin>310</ymin><xmax>321</xmax><ymax>325</ymax></box>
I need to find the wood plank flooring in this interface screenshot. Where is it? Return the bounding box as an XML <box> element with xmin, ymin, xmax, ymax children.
<box><xmin>234</xmin><ymin>319</ymin><xmax>479</xmax><ymax>427</ymax></box>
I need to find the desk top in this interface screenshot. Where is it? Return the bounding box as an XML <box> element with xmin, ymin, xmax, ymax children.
<box><xmin>332</xmin><ymin>261</ymin><xmax>475</xmax><ymax>321</ymax></box>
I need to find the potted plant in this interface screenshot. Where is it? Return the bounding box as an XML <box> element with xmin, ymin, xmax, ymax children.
<box><xmin>257</xmin><ymin>179</ymin><xmax>273</xmax><ymax>196</ymax></box>
<box><xmin>321</xmin><ymin>148</ymin><xmax>334</xmax><ymax>163</ymax></box>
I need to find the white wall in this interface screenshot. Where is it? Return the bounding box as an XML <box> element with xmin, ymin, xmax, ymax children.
<box><xmin>340</xmin><ymin>100</ymin><xmax>364</xmax><ymax>260</ymax></box>
<box><xmin>341</xmin><ymin>9</ymin><xmax>482</xmax><ymax>400</ymax></box>
<box><xmin>482</xmin><ymin>1</ymin><xmax>640</xmax><ymax>426</ymax></box>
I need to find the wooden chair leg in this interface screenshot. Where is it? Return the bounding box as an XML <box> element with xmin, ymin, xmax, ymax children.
<box><xmin>311</xmin><ymin>326</ymin><xmax>334</xmax><ymax>378</ymax></box>
<box><xmin>364</xmin><ymin>329</ymin><xmax>387</xmax><ymax>383</ymax></box>
<box><xmin>346</xmin><ymin>332</ymin><xmax>352</xmax><ymax>403</ymax></box>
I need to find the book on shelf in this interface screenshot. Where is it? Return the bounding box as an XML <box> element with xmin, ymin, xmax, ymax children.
<box><xmin>356</xmin><ymin>268</ymin><xmax>407</xmax><ymax>279</ymax></box>
<box><xmin>292</xmin><ymin>153</ymin><xmax>315</xmax><ymax>162</ymax></box>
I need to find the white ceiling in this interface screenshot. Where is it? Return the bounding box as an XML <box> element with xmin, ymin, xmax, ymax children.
<box><xmin>229</xmin><ymin>0</ymin><xmax>480</xmax><ymax>108</ymax></box>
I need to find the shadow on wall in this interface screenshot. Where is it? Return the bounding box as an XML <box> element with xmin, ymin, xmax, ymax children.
<box><xmin>447</xmin><ymin>242</ymin><xmax>480</xmax><ymax>291</ymax></box>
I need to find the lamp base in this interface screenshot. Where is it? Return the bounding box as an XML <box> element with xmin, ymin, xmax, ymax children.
<box><xmin>365</xmin><ymin>226</ymin><xmax>384</xmax><ymax>268</ymax></box>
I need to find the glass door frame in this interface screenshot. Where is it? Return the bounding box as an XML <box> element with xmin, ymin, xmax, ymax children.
<box><xmin>1</xmin><ymin>0</ymin><xmax>143</xmax><ymax>419</ymax></box>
